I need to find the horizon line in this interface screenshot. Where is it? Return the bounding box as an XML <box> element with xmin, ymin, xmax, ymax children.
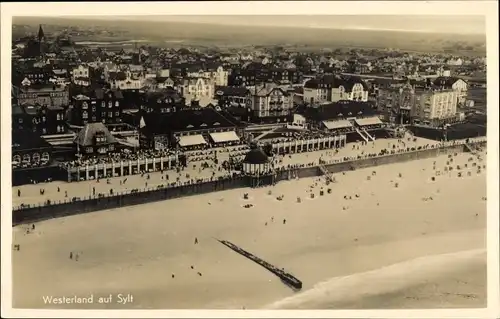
<box><xmin>13</xmin><ymin>16</ymin><xmax>486</xmax><ymax>36</ymax></box>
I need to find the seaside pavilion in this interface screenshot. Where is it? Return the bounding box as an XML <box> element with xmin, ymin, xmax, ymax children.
<box><xmin>242</xmin><ymin>144</ymin><xmax>271</xmax><ymax>176</ymax></box>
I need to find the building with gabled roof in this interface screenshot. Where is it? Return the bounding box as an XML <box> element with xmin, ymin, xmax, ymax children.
<box><xmin>247</xmin><ymin>83</ymin><xmax>294</xmax><ymax>122</ymax></box>
<box><xmin>74</xmin><ymin>122</ymin><xmax>118</xmax><ymax>155</ymax></box>
<box><xmin>433</xmin><ymin>76</ymin><xmax>468</xmax><ymax>105</ymax></box>
<box><xmin>303</xmin><ymin>74</ymin><xmax>369</xmax><ymax>105</ymax></box>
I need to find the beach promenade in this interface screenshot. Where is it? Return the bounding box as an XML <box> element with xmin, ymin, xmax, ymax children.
<box><xmin>12</xmin><ymin>135</ymin><xmax>483</xmax><ymax>209</ymax></box>
<box><xmin>12</xmin><ymin>145</ymin><xmax>487</xmax><ymax>309</ymax></box>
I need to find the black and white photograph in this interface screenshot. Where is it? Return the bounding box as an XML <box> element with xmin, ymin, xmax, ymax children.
<box><xmin>1</xmin><ymin>1</ymin><xmax>499</xmax><ymax>317</ymax></box>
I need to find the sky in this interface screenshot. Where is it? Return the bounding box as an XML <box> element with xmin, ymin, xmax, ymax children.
<box><xmin>82</xmin><ymin>15</ymin><xmax>486</xmax><ymax>35</ymax></box>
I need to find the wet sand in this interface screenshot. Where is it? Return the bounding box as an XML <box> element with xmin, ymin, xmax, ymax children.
<box><xmin>12</xmin><ymin>150</ymin><xmax>487</xmax><ymax>309</ymax></box>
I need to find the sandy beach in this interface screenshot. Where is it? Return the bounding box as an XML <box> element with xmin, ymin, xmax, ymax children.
<box><xmin>12</xmin><ymin>148</ymin><xmax>487</xmax><ymax>309</ymax></box>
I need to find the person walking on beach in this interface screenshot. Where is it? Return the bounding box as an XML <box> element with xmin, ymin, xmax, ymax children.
<box><xmin>194</xmin><ymin>237</ymin><xmax>198</xmax><ymax>245</ymax></box>
<box><xmin>57</xmin><ymin>186</ymin><xmax>60</xmax><ymax>192</ymax></box>
<box><xmin>32</xmin><ymin>224</ymin><xmax>35</xmax><ymax>230</ymax></box>
<box><xmin>69</xmin><ymin>252</ymin><xmax>73</xmax><ymax>260</ymax></box>
<box><xmin>17</xmin><ymin>189</ymin><xmax>21</xmax><ymax>197</ymax></box>
<box><xmin>283</xmin><ymin>219</ymin><xmax>286</xmax><ymax>225</ymax></box>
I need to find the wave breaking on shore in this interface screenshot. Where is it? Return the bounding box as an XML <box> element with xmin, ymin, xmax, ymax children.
<box><xmin>265</xmin><ymin>249</ymin><xmax>486</xmax><ymax>309</ymax></box>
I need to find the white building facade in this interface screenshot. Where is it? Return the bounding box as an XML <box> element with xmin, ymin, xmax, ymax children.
<box><xmin>414</xmin><ymin>89</ymin><xmax>458</xmax><ymax>123</ymax></box>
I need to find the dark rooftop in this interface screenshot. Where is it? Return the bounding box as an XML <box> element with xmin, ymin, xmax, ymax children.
<box><xmin>141</xmin><ymin>108</ymin><xmax>237</xmax><ymax>134</ymax></box>
<box><xmin>12</xmin><ymin>130</ymin><xmax>52</xmax><ymax>151</ymax></box>
<box><xmin>243</xmin><ymin>145</ymin><xmax>269</xmax><ymax>165</ymax></box>
<box><xmin>433</xmin><ymin>76</ymin><xmax>466</xmax><ymax>88</ymax></box>
<box><xmin>304</xmin><ymin>101</ymin><xmax>377</xmax><ymax>122</ymax></box>
<box><xmin>304</xmin><ymin>75</ymin><xmax>368</xmax><ymax>91</ymax></box>
<box><xmin>214</xmin><ymin>86</ymin><xmax>249</xmax><ymax>97</ymax></box>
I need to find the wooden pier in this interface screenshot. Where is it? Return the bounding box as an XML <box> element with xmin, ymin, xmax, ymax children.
<box><xmin>216</xmin><ymin>239</ymin><xmax>302</xmax><ymax>291</ymax></box>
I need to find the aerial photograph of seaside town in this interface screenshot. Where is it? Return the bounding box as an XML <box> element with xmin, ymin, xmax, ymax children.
<box><xmin>10</xmin><ymin>15</ymin><xmax>488</xmax><ymax>310</ymax></box>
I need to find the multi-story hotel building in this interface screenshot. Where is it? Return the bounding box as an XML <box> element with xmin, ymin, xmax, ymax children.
<box><xmin>247</xmin><ymin>83</ymin><xmax>294</xmax><ymax>121</ymax></box>
<box><xmin>378</xmin><ymin>84</ymin><xmax>458</xmax><ymax>126</ymax></box>
<box><xmin>413</xmin><ymin>89</ymin><xmax>458</xmax><ymax>125</ymax></box>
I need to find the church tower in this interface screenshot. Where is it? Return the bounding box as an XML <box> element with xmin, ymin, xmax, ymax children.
<box><xmin>38</xmin><ymin>24</ymin><xmax>45</xmax><ymax>56</ymax></box>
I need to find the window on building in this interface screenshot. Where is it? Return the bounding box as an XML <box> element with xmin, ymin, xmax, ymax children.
<box><xmin>86</xmin><ymin>147</ymin><xmax>93</xmax><ymax>153</ymax></box>
<box><xmin>92</xmin><ymin>116</ymin><xmax>97</xmax><ymax>122</ymax></box>
<box><xmin>108</xmin><ymin>112</ymin><xmax>113</xmax><ymax>118</ymax></box>
<box><xmin>115</xmin><ymin>101</ymin><xmax>120</xmax><ymax>107</ymax></box>
<box><xmin>108</xmin><ymin>101</ymin><xmax>113</xmax><ymax>108</ymax></box>
<box><xmin>82</xmin><ymin>111</ymin><xmax>88</xmax><ymax>119</ymax></box>
<box><xmin>101</xmin><ymin>101</ymin><xmax>106</xmax><ymax>108</ymax></box>
<box><xmin>82</xmin><ymin>102</ymin><xmax>88</xmax><ymax>109</ymax></box>
<box><xmin>115</xmin><ymin>111</ymin><xmax>119</xmax><ymax>116</ymax></box>
<box><xmin>32</xmin><ymin>153</ymin><xmax>41</xmax><ymax>162</ymax></box>
<box><xmin>92</xmin><ymin>106</ymin><xmax>96</xmax><ymax>112</ymax></box>
<box><xmin>42</xmin><ymin>128</ymin><xmax>47</xmax><ymax>134</ymax></box>
<box><xmin>22</xmin><ymin>154</ymin><xmax>31</xmax><ymax>163</ymax></box>
<box><xmin>18</xmin><ymin>118</ymin><xmax>23</xmax><ymax>124</ymax></box>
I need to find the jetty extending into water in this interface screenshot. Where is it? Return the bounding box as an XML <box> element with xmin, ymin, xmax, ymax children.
<box><xmin>216</xmin><ymin>238</ymin><xmax>303</xmax><ymax>291</ymax></box>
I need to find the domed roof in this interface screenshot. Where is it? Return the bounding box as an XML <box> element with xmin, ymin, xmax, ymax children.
<box><xmin>243</xmin><ymin>144</ymin><xmax>269</xmax><ymax>165</ymax></box>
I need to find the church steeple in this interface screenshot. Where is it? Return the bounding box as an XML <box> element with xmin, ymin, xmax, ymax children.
<box><xmin>37</xmin><ymin>24</ymin><xmax>45</xmax><ymax>57</ymax></box>
<box><xmin>38</xmin><ymin>24</ymin><xmax>45</xmax><ymax>42</ymax></box>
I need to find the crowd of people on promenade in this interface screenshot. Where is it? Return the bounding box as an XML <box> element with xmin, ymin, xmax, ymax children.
<box><xmin>269</xmin><ymin>135</ymin><xmax>487</xmax><ymax>170</ymax></box>
<box><xmin>61</xmin><ymin>143</ymin><xmax>255</xmax><ymax>171</ymax></box>
<box><xmin>260</xmin><ymin>123</ymin><xmax>389</xmax><ymax>145</ymax></box>
<box><xmin>185</xmin><ymin>145</ymin><xmax>250</xmax><ymax>162</ymax></box>
<box><xmin>261</xmin><ymin>129</ymin><xmax>334</xmax><ymax>144</ymax></box>
<box><xmin>176</xmin><ymin>136</ymin><xmax>249</xmax><ymax>152</ymax></box>
<box><xmin>14</xmin><ymin>126</ymin><xmax>487</xmax><ymax>210</ymax></box>
<box><xmin>58</xmin><ymin>125</ymin><xmax>391</xmax><ymax>172</ymax></box>
<box><xmin>62</xmin><ymin>149</ymin><xmax>178</xmax><ymax>169</ymax></box>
